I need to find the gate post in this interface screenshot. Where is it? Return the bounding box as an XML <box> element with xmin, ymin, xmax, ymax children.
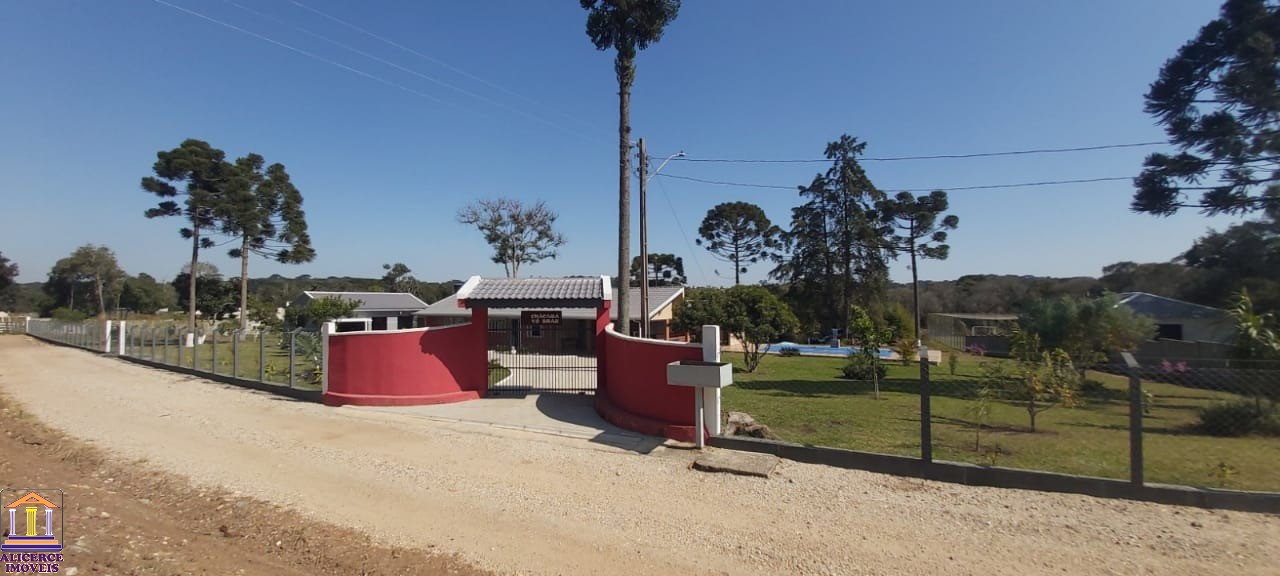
<box><xmin>321</xmin><ymin>321</ymin><xmax>334</xmax><ymax>395</ymax></box>
<box><xmin>103</xmin><ymin>321</ymin><xmax>113</xmax><ymax>353</ymax></box>
<box><xmin>595</xmin><ymin>301</ymin><xmax>611</xmax><ymax>393</ymax></box>
<box><xmin>701</xmin><ymin>325</ymin><xmax>722</xmax><ymax>436</ymax></box>
<box><xmin>117</xmin><ymin>321</ymin><xmax>127</xmax><ymax>355</ymax></box>
<box><xmin>472</xmin><ymin>307</ymin><xmax>489</xmax><ymax>395</ymax></box>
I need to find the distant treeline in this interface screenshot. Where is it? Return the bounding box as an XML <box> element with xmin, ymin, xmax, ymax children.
<box><xmin>2</xmin><ymin>273</ymin><xmax>461</xmax><ymax>317</ymax></box>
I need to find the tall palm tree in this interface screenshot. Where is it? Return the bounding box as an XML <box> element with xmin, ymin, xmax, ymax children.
<box><xmin>581</xmin><ymin>0</ymin><xmax>680</xmax><ymax>335</ymax></box>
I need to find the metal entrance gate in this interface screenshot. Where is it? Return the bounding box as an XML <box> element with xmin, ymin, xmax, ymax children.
<box><xmin>486</xmin><ymin>319</ymin><xmax>596</xmax><ymax>394</ymax></box>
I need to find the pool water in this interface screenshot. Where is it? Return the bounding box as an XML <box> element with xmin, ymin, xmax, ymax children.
<box><xmin>770</xmin><ymin>341</ymin><xmax>894</xmax><ymax>358</ymax></box>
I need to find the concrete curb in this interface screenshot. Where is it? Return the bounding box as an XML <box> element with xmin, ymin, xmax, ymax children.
<box><xmin>709</xmin><ymin>436</ymin><xmax>1280</xmax><ymax>514</ymax></box>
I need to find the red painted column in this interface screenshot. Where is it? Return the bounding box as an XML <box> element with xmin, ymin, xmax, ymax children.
<box><xmin>472</xmin><ymin>306</ymin><xmax>489</xmax><ymax>396</ymax></box>
<box><xmin>595</xmin><ymin>302</ymin><xmax>610</xmax><ymax>393</ymax></box>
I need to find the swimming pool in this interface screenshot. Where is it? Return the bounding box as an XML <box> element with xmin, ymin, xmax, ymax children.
<box><xmin>768</xmin><ymin>341</ymin><xmax>894</xmax><ymax>358</ymax></box>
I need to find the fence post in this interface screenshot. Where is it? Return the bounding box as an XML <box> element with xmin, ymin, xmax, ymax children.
<box><xmin>192</xmin><ymin>328</ymin><xmax>199</xmax><ymax>370</ymax></box>
<box><xmin>259</xmin><ymin>330</ymin><xmax>267</xmax><ymax>382</ymax></box>
<box><xmin>1122</xmin><ymin>352</ymin><xmax>1144</xmax><ymax>486</ymax></box>
<box><xmin>321</xmin><ymin>322</ymin><xmax>333</xmax><ymax>394</ymax></box>
<box><xmin>211</xmin><ymin>328</ymin><xmax>218</xmax><ymax>375</ymax></box>
<box><xmin>920</xmin><ymin>344</ymin><xmax>933</xmax><ymax>463</ymax></box>
<box><xmin>701</xmin><ymin>325</ymin><xmax>722</xmax><ymax>437</ymax></box>
<box><xmin>117</xmin><ymin>321</ymin><xmax>127</xmax><ymax>355</ymax></box>
<box><xmin>178</xmin><ymin>329</ymin><xmax>186</xmax><ymax>367</ymax></box>
<box><xmin>233</xmin><ymin>330</ymin><xmax>240</xmax><ymax>379</ymax></box>
<box><xmin>288</xmin><ymin>330</ymin><xmax>297</xmax><ymax>388</ymax></box>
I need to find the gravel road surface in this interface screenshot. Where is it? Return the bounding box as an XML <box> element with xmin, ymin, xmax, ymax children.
<box><xmin>1</xmin><ymin>337</ymin><xmax>1276</xmax><ymax>575</ymax></box>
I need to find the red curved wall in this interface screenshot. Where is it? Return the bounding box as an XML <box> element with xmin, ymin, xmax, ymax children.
<box><xmin>596</xmin><ymin>328</ymin><xmax>704</xmax><ymax>442</ymax></box>
<box><xmin>324</xmin><ymin>319</ymin><xmax>487</xmax><ymax>406</ymax></box>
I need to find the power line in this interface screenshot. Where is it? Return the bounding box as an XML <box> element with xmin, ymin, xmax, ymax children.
<box><xmin>656</xmin><ymin>172</ymin><xmax>1137</xmax><ymax>192</ymax></box>
<box><xmin>663</xmin><ymin>141</ymin><xmax>1166</xmax><ymax>164</ymax></box>
<box><xmin>655</xmin><ymin>176</ymin><xmax>708</xmax><ymax>285</ymax></box>
<box><xmin>220</xmin><ymin>0</ymin><xmax>601</xmax><ymax>143</ymax></box>
<box><xmin>151</xmin><ymin>0</ymin><xmax>462</xmax><ymax>109</ymax></box>
<box><xmin>288</xmin><ymin>0</ymin><xmax>599</xmax><ymax>133</ymax></box>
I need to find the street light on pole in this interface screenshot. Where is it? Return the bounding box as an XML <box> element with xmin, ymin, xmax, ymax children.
<box><xmin>637</xmin><ymin>142</ymin><xmax>685</xmax><ymax>338</ymax></box>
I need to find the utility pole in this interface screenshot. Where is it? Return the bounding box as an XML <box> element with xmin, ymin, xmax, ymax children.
<box><xmin>638</xmin><ymin>138</ymin><xmax>650</xmax><ymax>339</ymax></box>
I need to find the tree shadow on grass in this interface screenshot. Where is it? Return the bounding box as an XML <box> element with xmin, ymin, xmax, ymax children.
<box><xmin>931</xmin><ymin>414</ymin><xmax>1029</xmax><ymax>434</ymax></box>
<box><xmin>1064</xmin><ymin>420</ymin><xmax>1197</xmax><ymax>436</ymax></box>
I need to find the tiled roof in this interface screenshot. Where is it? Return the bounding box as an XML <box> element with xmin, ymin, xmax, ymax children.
<box><xmin>419</xmin><ymin>285</ymin><xmax>683</xmax><ymax>320</ymax></box>
<box><xmin>301</xmin><ymin>291</ymin><xmax>429</xmax><ymax>312</ymax></box>
<box><xmin>1117</xmin><ymin>292</ymin><xmax>1228</xmax><ymax>320</ymax></box>
<box><xmin>461</xmin><ymin>277</ymin><xmax>606</xmax><ymax>302</ymax></box>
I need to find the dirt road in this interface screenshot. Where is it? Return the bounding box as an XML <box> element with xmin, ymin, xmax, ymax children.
<box><xmin>1</xmin><ymin>336</ymin><xmax>1277</xmax><ymax>575</ymax></box>
<box><xmin>0</xmin><ymin>391</ymin><xmax>492</xmax><ymax>575</ymax></box>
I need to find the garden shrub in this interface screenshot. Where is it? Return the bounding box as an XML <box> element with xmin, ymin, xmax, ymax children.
<box><xmin>50</xmin><ymin>307</ymin><xmax>88</xmax><ymax>322</ymax></box>
<box><xmin>778</xmin><ymin>346</ymin><xmax>801</xmax><ymax>357</ymax></box>
<box><xmin>842</xmin><ymin>354</ymin><xmax>887</xmax><ymax>381</ymax></box>
<box><xmin>1197</xmin><ymin>400</ymin><xmax>1280</xmax><ymax>437</ymax></box>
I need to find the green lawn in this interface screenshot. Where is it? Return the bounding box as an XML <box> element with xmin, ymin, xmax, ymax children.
<box><xmin>723</xmin><ymin>352</ymin><xmax>1280</xmax><ymax>491</ymax></box>
<box><xmin>488</xmin><ymin>365</ymin><xmax>512</xmax><ymax>386</ymax></box>
<box><xmin>122</xmin><ymin>328</ymin><xmax>321</xmax><ymax>390</ymax></box>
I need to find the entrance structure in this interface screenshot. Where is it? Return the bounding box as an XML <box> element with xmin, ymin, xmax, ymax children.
<box><xmin>323</xmin><ymin>275</ymin><xmax>718</xmax><ymax>442</ymax></box>
<box><xmin>459</xmin><ymin>276</ymin><xmax>609</xmax><ymax>395</ymax></box>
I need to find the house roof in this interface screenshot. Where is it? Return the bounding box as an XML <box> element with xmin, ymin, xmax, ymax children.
<box><xmin>930</xmin><ymin>313</ymin><xmax>1019</xmax><ymax>321</ymax></box>
<box><xmin>1117</xmin><ymin>292</ymin><xmax>1228</xmax><ymax>320</ymax></box>
<box><xmin>419</xmin><ymin>285</ymin><xmax>684</xmax><ymax>321</ymax></box>
<box><xmin>458</xmin><ymin>276</ymin><xmax>607</xmax><ymax>302</ymax></box>
<box><xmin>299</xmin><ymin>291</ymin><xmax>429</xmax><ymax>313</ymax></box>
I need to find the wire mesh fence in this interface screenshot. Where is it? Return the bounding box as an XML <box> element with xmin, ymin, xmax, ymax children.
<box><xmin>27</xmin><ymin>319</ymin><xmax>324</xmax><ymax>392</ymax></box>
<box><xmin>1105</xmin><ymin>357</ymin><xmax>1280</xmax><ymax>492</ymax></box>
<box><xmin>26</xmin><ymin>318</ymin><xmax>108</xmax><ymax>352</ymax></box>
<box><xmin>720</xmin><ymin>348</ymin><xmax>1280</xmax><ymax>493</ymax></box>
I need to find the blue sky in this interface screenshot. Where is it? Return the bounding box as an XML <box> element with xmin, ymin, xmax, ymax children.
<box><xmin>0</xmin><ymin>0</ymin><xmax>1244</xmax><ymax>286</ymax></box>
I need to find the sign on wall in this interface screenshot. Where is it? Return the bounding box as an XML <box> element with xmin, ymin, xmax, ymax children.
<box><xmin>521</xmin><ymin>311</ymin><xmax>562</xmax><ymax>326</ymax></box>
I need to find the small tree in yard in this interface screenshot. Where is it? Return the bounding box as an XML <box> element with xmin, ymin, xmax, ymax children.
<box><xmin>1021</xmin><ymin>294</ymin><xmax>1154</xmax><ymax>379</ymax></box>
<box><xmin>285</xmin><ymin>296</ymin><xmax>361</xmax><ymax>330</ymax></box>
<box><xmin>671</xmin><ymin>287</ymin><xmax>728</xmax><ymax>331</ymax></box>
<box><xmin>673</xmin><ymin>286</ymin><xmax>798</xmax><ymax>373</ymax></box>
<box><xmin>1227</xmin><ymin>289</ymin><xmax>1280</xmax><ymax>410</ymax></box>
<box><xmin>894</xmin><ymin>339</ymin><xmax>918</xmax><ymax>367</ymax></box>
<box><xmin>980</xmin><ymin>328</ymin><xmax>1081</xmax><ymax>432</ymax></box>
<box><xmin>457</xmin><ymin>198</ymin><xmax>566</xmax><ymax>278</ymax></box>
<box><xmin>848</xmin><ymin>305</ymin><xmax>891</xmax><ymax>398</ymax></box>
<box><xmin>723</xmin><ymin>286</ymin><xmax>799</xmax><ymax>372</ymax></box>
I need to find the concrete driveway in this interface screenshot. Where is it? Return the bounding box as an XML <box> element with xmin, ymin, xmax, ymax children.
<box><xmin>487</xmin><ymin>350</ymin><xmax>596</xmax><ymax>393</ymax></box>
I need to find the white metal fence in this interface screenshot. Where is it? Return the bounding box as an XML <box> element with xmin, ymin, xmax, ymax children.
<box><xmin>26</xmin><ymin>318</ymin><xmax>323</xmax><ymax>391</ymax></box>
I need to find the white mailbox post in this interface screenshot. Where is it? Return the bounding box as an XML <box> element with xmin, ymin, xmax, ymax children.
<box><xmin>667</xmin><ymin>356</ymin><xmax>733</xmax><ymax>449</ymax></box>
